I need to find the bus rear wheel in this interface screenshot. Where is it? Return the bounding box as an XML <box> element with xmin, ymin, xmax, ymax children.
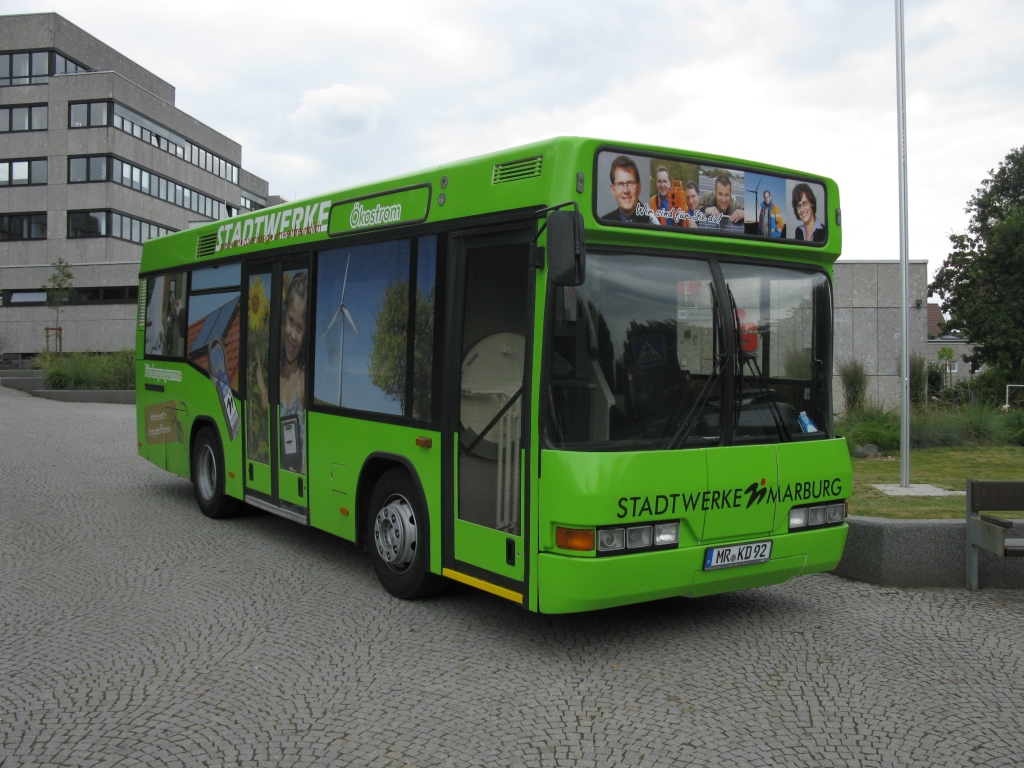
<box><xmin>191</xmin><ymin>426</ymin><xmax>242</xmax><ymax>519</ymax></box>
<box><xmin>366</xmin><ymin>469</ymin><xmax>446</xmax><ymax>600</ymax></box>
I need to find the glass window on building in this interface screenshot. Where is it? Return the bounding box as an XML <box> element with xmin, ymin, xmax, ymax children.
<box><xmin>31</xmin><ymin>159</ymin><xmax>47</xmax><ymax>184</ymax></box>
<box><xmin>89</xmin><ymin>102</ymin><xmax>107</xmax><ymax>126</ymax></box>
<box><xmin>89</xmin><ymin>156</ymin><xmax>106</xmax><ymax>181</ymax></box>
<box><xmin>69</xmin><ymin>157</ymin><xmax>88</xmax><ymax>183</ymax></box>
<box><xmin>11</xmin><ymin>107</ymin><xmax>28</xmax><ymax>131</ymax></box>
<box><xmin>31</xmin><ymin>52</ymin><xmax>48</xmax><ymax>83</ymax></box>
<box><xmin>68</xmin><ymin>211</ymin><xmax>107</xmax><ymax>238</ymax></box>
<box><xmin>11</xmin><ymin>53</ymin><xmax>29</xmax><ymax>85</ymax></box>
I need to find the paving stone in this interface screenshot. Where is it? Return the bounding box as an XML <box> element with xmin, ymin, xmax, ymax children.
<box><xmin>1</xmin><ymin>384</ymin><xmax>1023</xmax><ymax>767</ymax></box>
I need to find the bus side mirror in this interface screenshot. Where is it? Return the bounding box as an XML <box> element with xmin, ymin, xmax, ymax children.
<box><xmin>546</xmin><ymin>210</ymin><xmax>586</xmax><ymax>286</ymax></box>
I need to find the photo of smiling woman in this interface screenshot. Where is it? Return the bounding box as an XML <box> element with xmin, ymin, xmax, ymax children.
<box><xmin>789</xmin><ymin>181</ymin><xmax>827</xmax><ymax>243</ymax></box>
<box><xmin>255</xmin><ymin>269</ymin><xmax>309</xmax><ymax>474</ymax></box>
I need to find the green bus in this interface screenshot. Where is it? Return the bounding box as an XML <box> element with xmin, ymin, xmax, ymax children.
<box><xmin>137</xmin><ymin>137</ymin><xmax>851</xmax><ymax>614</ymax></box>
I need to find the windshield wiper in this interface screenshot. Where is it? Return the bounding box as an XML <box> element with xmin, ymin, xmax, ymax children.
<box><xmin>726</xmin><ymin>285</ymin><xmax>791</xmax><ymax>442</ymax></box>
<box><xmin>665</xmin><ymin>285</ymin><xmax>726</xmax><ymax>450</ymax></box>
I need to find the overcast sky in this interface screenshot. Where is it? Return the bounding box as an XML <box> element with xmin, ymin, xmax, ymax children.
<box><xmin>11</xmin><ymin>0</ymin><xmax>1024</xmax><ymax>281</ymax></box>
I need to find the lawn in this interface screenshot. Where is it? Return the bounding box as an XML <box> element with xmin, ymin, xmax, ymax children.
<box><xmin>849</xmin><ymin>446</ymin><xmax>1024</xmax><ymax>519</ymax></box>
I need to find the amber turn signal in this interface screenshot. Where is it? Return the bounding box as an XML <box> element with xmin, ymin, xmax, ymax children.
<box><xmin>555</xmin><ymin>526</ymin><xmax>595</xmax><ymax>551</ymax></box>
<box><xmin>415</xmin><ymin>437</ymin><xmax>433</xmax><ymax>448</ymax></box>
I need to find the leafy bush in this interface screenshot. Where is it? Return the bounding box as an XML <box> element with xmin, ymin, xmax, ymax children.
<box><xmin>1003</xmin><ymin>408</ymin><xmax>1024</xmax><ymax>446</ymax></box>
<box><xmin>910</xmin><ymin>353</ymin><xmax>927</xmax><ymax>406</ymax></box>
<box><xmin>926</xmin><ymin>363</ymin><xmax>945</xmax><ymax>399</ymax></box>
<box><xmin>956</xmin><ymin>403</ymin><xmax>1006</xmax><ymax>444</ymax></box>
<box><xmin>955</xmin><ymin>367</ymin><xmax>1014</xmax><ymax>406</ymax></box>
<box><xmin>105</xmin><ymin>349</ymin><xmax>136</xmax><ymax>390</ymax></box>
<box><xmin>835</xmin><ymin>405</ymin><xmax>900</xmax><ymax>451</ymax></box>
<box><xmin>910</xmin><ymin>407</ymin><xmax>962</xmax><ymax>448</ymax></box>
<box><xmin>838</xmin><ymin>358</ymin><xmax>868</xmax><ymax>413</ymax></box>
<box><xmin>40</xmin><ymin>351</ymin><xmax>136</xmax><ymax>390</ymax></box>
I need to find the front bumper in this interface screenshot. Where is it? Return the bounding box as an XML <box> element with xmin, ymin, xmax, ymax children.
<box><xmin>537</xmin><ymin>523</ymin><xmax>848</xmax><ymax>613</ymax></box>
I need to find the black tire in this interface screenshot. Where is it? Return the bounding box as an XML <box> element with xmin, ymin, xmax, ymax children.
<box><xmin>191</xmin><ymin>426</ymin><xmax>242</xmax><ymax>519</ymax></box>
<box><xmin>366</xmin><ymin>468</ymin><xmax>446</xmax><ymax>600</ymax></box>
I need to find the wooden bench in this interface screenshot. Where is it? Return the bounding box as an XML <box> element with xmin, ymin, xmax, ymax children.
<box><xmin>966</xmin><ymin>480</ymin><xmax>1024</xmax><ymax>589</ymax></box>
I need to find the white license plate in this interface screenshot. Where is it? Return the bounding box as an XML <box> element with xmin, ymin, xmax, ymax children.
<box><xmin>704</xmin><ymin>540</ymin><xmax>772</xmax><ymax>570</ymax></box>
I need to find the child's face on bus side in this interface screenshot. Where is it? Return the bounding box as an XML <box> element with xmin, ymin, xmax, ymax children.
<box><xmin>283</xmin><ymin>294</ymin><xmax>306</xmax><ymax>365</ymax></box>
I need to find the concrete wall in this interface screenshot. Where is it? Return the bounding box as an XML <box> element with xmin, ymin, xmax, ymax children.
<box><xmin>832</xmin><ymin>260</ymin><xmax>929</xmax><ymax>412</ymax></box>
<box><xmin>834</xmin><ymin>516</ymin><xmax>1024</xmax><ymax>589</ymax></box>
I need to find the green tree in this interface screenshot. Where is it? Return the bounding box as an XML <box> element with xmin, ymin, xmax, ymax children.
<box><xmin>46</xmin><ymin>257</ymin><xmax>74</xmax><ymax>352</ymax></box>
<box><xmin>930</xmin><ymin>148</ymin><xmax>1024</xmax><ymax>384</ymax></box>
<box><xmin>367</xmin><ymin>280</ymin><xmax>435</xmax><ymax>419</ymax></box>
<box><xmin>937</xmin><ymin>346</ymin><xmax>955</xmax><ymax>390</ymax></box>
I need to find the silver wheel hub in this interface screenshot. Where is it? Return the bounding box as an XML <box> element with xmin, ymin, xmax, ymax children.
<box><xmin>373</xmin><ymin>494</ymin><xmax>417</xmax><ymax>572</ymax></box>
<box><xmin>197</xmin><ymin>444</ymin><xmax>216</xmax><ymax>501</ymax></box>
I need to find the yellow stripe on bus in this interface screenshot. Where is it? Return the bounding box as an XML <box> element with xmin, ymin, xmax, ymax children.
<box><xmin>442</xmin><ymin>568</ymin><xmax>523</xmax><ymax>604</ymax></box>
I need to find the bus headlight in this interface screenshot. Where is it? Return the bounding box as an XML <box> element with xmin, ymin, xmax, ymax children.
<box><xmin>827</xmin><ymin>503</ymin><xmax>846</xmax><ymax>523</ymax></box>
<box><xmin>655</xmin><ymin>522</ymin><xmax>679</xmax><ymax>546</ymax></box>
<box><xmin>597</xmin><ymin>528</ymin><xmax>625</xmax><ymax>552</ymax></box>
<box><xmin>789</xmin><ymin>507</ymin><xmax>808</xmax><ymax>529</ymax></box>
<box><xmin>789</xmin><ymin>502</ymin><xmax>847</xmax><ymax>531</ymax></box>
<box><xmin>593</xmin><ymin>521</ymin><xmax>680</xmax><ymax>555</ymax></box>
<box><xmin>626</xmin><ymin>526</ymin><xmax>653</xmax><ymax>549</ymax></box>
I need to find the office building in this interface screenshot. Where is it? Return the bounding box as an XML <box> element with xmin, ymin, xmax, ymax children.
<box><xmin>0</xmin><ymin>12</ymin><xmax>271</xmax><ymax>356</ymax></box>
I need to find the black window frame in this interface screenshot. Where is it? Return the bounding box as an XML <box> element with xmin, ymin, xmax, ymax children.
<box><xmin>68</xmin><ymin>100</ymin><xmax>109</xmax><ymax>129</ymax></box>
<box><xmin>0</xmin><ymin>285</ymin><xmax>139</xmax><ymax>308</ymax></box>
<box><xmin>0</xmin><ymin>49</ymin><xmax>90</xmax><ymax>86</ymax></box>
<box><xmin>0</xmin><ymin>103</ymin><xmax>48</xmax><ymax>132</ymax></box>
<box><xmin>67</xmin><ymin>209</ymin><xmax>176</xmax><ymax>244</ymax></box>
<box><xmin>0</xmin><ymin>212</ymin><xmax>47</xmax><ymax>241</ymax></box>
<box><xmin>68</xmin><ymin>154</ymin><xmax>228</xmax><ymax>220</ymax></box>
<box><xmin>0</xmin><ymin>157</ymin><xmax>48</xmax><ymax>186</ymax></box>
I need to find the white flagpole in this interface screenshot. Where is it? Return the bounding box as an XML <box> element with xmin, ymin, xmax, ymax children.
<box><xmin>896</xmin><ymin>0</ymin><xmax>911</xmax><ymax>487</ymax></box>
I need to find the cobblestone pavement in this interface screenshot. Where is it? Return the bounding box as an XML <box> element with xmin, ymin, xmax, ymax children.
<box><xmin>2</xmin><ymin>385</ymin><xmax>1023</xmax><ymax>767</ymax></box>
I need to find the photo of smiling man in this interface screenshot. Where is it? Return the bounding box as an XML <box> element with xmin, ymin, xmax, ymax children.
<box><xmin>598</xmin><ymin>153</ymin><xmax>659</xmax><ymax>224</ymax></box>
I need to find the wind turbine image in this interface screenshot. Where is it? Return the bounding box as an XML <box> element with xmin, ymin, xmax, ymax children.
<box><xmin>321</xmin><ymin>254</ymin><xmax>359</xmax><ymax>406</ymax></box>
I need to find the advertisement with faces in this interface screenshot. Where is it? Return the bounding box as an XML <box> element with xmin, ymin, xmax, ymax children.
<box><xmin>595</xmin><ymin>151</ymin><xmax>827</xmax><ymax>244</ymax></box>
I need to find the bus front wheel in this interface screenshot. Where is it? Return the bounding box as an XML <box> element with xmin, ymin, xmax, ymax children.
<box><xmin>366</xmin><ymin>469</ymin><xmax>445</xmax><ymax>600</ymax></box>
<box><xmin>191</xmin><ymin>426</ymin><xmax>241</xmax><ymax>519</ymax></box>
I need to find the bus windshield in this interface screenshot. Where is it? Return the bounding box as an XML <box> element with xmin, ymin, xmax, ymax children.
<box><xmin>544</xmin><ymin>251</ymin><xmax>832</xmax><ymax>451</ymax></box>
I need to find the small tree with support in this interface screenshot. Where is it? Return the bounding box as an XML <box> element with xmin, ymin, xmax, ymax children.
<box><xmin>937</xmin><ymin>346</ymin><xmax>955</xmax><ymax>391</ymax></box>
<box><xmin>45</xmin><ymin>258</ymin><xmax>74</xmax><ymax>360</ymax></box>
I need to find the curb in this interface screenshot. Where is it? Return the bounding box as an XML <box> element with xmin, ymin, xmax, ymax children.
<box><xmin>0</xmin><ymin>376</ymin><xmax>46</xmax><ymax>392</ymax></box>
<box><xmin>29</xmin><ymin>389</ymin><xmax>135</xmax><ymax>404</ymax></box>
<box><xmin>833</xmin><ymin>515</ymin><xmax>1024</xmax><ymax>589</ymax></box>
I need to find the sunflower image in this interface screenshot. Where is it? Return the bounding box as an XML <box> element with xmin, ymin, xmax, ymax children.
<box><xmin>248</xmin><ymin>275</ymin><xmax>269</xmax><ymax>331</ymax></box>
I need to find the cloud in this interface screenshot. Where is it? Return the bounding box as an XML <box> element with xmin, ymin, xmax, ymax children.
<box><xmin>12</xmin><ymin>0</ymin><xmax>1024</xmax><ymax>280</ymax></box>
<box><xmin>289</xmin><ymin>83</ymin><xmax>391</xmax><ymax>139</ymax></box>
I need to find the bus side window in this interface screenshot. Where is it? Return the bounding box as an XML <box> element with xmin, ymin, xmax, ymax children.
<box><xmin>144</xmin><ymin>271</ymin><xmax>188</xmax><ymax>358</ymax></box>
<box><xmin>412</xmin><ymin>235</ymin><xmax>438</xmax><ymax>421</ymax></box>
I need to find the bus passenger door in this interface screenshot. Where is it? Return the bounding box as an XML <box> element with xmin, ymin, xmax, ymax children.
<box><xmin>243</xmin><ymin>257</ymin><xmax>311</xmax><ymax>523</ymax></box>
<box><xmin>445</xmin><ymin>229</ymin><xmax>533</xmax><ymax>601</ymax></box>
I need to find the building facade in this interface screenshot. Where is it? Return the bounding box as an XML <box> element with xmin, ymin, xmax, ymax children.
<box><xmin>832</xmin><ymin>260</ymin><xmax>930</xmax><ymax>411</ymax></box>
<box><xmin>0</xmin><ymin>13</ymin><xmax>270</xmax><ymax>356</ymax></box>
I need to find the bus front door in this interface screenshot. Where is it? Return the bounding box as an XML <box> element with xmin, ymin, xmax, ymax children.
<box><xmin>446</xmin><ymin>231</ymin><xmax>533</xmax><ymax>601</ymax></box>
<box><xmin>243</xmin><ymin>258</ymin><xmax>311</xmax><ymax>524</ymax></box>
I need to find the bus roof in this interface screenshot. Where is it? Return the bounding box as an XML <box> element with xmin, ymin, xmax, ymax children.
<box><xmin>140</xmin><ymin>136</ymin><xmax>841</xmax><ymax>274</ymax></box>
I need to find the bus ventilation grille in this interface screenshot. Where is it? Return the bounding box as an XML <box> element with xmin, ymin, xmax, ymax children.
<box><xmin>195</xmin><ymin>233</ymin><xmax>218</xmax><ymax>259</ymax></box>
<box><xmin>137</xmin><ymin>279</ymin><xmax>147</xmax><ymax>329</ymax></box>
<box><xmin>492</xmin><ymin>156</ymin><xmax>543</xmax><ymax>184</ymax></box>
